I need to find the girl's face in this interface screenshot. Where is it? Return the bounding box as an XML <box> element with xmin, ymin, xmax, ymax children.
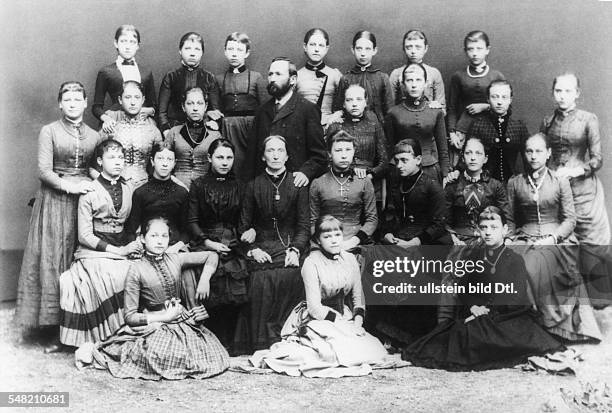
<box><xmin>59</xmin><ymin>91</ymin><xmax>87</xmax><ymax>121</ymax></box>
<box><xmin>553</xmin><ymin>75</ymin><xmax>580</xmax><ymax>111</ymax></box>
<box><xmin>151</xmin><ymin>149</ymin><xmax>175</xmax><ymax>180</ymax></box>
<box><xmin>97</xmin><ymin>147</ymin><xmax>125</xmax><ymax>178</ymax></box>
<box><xmin>209</xmin><ymin>146</ymin><xmax>234</xmax><ymax>175</ymax></box>
<box><xmin>465</xmin><ymin>40</ymin><xmax>489</xmax><ymax>66</ymax></box>
<box><xmin>318</xmin><ymin>229</ymin><xmax>343</xmax><ymax>255</ymax></box>
<box><xmin>262</xmin><ymin>138</ymin><xmax>289</xmax><ymax>172</ymax></box>
<box><xmin>343</xmin><ymin>87</ymin><xmax>367</xmax><ymax>117</ymax></box>
<box><xmin>395</xmin><ymin>151</ymin><xmax>421</xmax><ymax>177</ymax></box>
<box><xmin>330</xmin><ymin>141</ymin><xmax>355</xmax><ymax>170</ymax></box>
<box><xmin>119</xmin><ymin>84</ymin><xmax>144</xmax><ymax>116</ymax></box>
<box><xmin>303</xmin><ymin>33</ymin><xmax>329</xmax><ymax>65</ymax></box>
<box><xmin>488</xmin><ymin>84</ymin><xmax>512</xmax><ymax>116</ymax></box>
<box><xmin>403</xmin><ymin>38</ymin><xmax>428</xmax><ymax>64</ymax></box>
<box><xmin>224</xmin><ymin>40</ymin><xmax>250</xmax><ymax>68</ymax></box>
<box><xmin>114</xmin><ymin>32</ymin><xmax>139</xmax><ymax>60</ymax></box>
<box><xmin>403</xmin><ymin>68</ymin><xmax>426</xmax><ymax>98</ymax></box>
<box><xmin>142</xmin><ymin>220</ymin><xmax>170</xmax><ymax>255</ymax></box>
<box><xmin>180</xmin><ymin>40</ymin><xmax>203</xmax><ymax>68</ymax></box>
<box><xmin>463</xmin><ymin>139</ymin><xmax>488</xmax><ymax>174</ymax></box>
<box><xmin>352</xmin><ymin>38</ymin><xmax>377</xmax><ymax>67</ymax></box>
<box><xmin>478</xmin><ymin>218</ymin><xmax>507</xmax><ymax>248</ymax></box>
<box><xmin>524</xmin><ymin>136</ymin><xmax>550</xmax><ymax>171</ymax></box>
<box><xmin>182</xmin><ymin>90</ymin><xmax>207</xmax><ymax>122</ymax></box>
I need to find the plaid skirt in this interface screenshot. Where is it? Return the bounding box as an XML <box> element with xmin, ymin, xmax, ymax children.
<box><xmin>59</xmin><ymin>256</ymin><xmax>131</xmax><ymax>346</ymax></box>
<box><xmin>96</xmin><ymin>321</ymin><xmax>229</xmax><ymax>380</ymax></box>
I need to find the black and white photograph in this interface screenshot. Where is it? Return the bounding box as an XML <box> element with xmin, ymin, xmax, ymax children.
<box><xmin>1</xmin><ymin>0</ymin><xmax>611</xmax><ymax>411</ymax></box>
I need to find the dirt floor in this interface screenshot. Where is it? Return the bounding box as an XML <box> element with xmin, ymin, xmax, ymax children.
<box><xmin>1</xmin><ymin>302</ymin><xmax>611</xmax><ymax>413</ymax></box>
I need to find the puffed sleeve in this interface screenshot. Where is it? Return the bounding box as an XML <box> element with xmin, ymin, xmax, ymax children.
<box><xmin>123</xmin><ymin>263</ymin><xmax>147</xmax><ymax>326</ymax></box>
<box><xmin>302</xmin><ymin>256</ymin><xmax>338</xmax><ymax>321</ymax></box>
<box><xmin>38</xmin><ymin>125</ymin><xmax>66</xmax><ymax>191</ymax></box>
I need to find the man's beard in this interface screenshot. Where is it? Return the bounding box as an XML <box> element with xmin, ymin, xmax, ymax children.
<box><xmin>267</xmin><ymin>81</ymin><xmax>292</xmax><ymax>99</ymax></box>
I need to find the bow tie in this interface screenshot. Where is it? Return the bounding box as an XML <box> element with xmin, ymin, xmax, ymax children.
<box><xmin>122</xmin><ymin>59</ymin><xmax>135</xmax><ymax>66</ymax></box>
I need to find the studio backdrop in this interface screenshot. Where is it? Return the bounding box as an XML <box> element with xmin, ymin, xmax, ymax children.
<box><xmin>1</xmin><ymin>0</ymin><xmax>611</xmax><ymax>299</ymax></box>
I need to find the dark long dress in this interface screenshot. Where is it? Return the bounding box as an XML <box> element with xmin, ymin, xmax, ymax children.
<box><xmin>236</xmin><ymin>170</ymin><xmax>310</xmax><ymax>353</ymax></box>
<box><xmin>402</xmin><ymin>247</ymin><xmax>564</xmax><ymax>371</ymax></box>
<box><xmin>94</xmin><ymin>253</ymin><xmax>229</xmax><ymax>380</ymax></box>
<box><xmin>181</xmin><ymin>171</ymin><xmax>248</xmax><ymax>351</ymax></box>
<box><xmin>368</xmin><ymin>169</ymin><xmax>451</xmax><ymax>344</ymax></box>
<box><xmin>125</xmin><ymin>176</ymin><xmax>189</xmax><ymax>245</ymax></box>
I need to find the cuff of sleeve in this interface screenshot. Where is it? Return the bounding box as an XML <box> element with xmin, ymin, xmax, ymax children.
<box><xmin>353</xmin><ymin>307</ymin><xmax>365</xmax><ymax>320</ymax></box>
<box><xmin>324</xmin><ymin>311</ymin><xmax>337</xmax><ymax>322</ymax></box>
<box><xmin>356</xmin><ymin>230</ymin><xmax>369</xmax><ymax>244</ymax></box>
<box><xmin>96</xmin><ymin>240</ymin><xmax>108</xmax><ymax>252</ymax></box>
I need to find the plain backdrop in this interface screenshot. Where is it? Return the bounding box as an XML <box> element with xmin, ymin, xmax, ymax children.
<box><xmin>1</xmin><ymin>0</ymin><xmax>611</xmax><ymax>253</ymax></box>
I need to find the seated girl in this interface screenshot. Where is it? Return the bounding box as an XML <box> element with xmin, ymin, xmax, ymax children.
<box><xmin>310</xmin><ymin>130</ymin><xmax>378</xmax><ymax>252</ymax></box>
<box><xmin>165</xmin><ymin>87</ymin><xmax>223</xmax><ymax>188</ymax></box>
<box><xmin>250</xmin><ymin>215</ymin><xmax>388</xmax><ymax>378</ymax></box>
<box><xmin>237</xmin><ymin>135</ymin><xmax>310</xmax><ymax>353</ymax></box>
<box><xmin>59</xmin><ymin>140</ymin><xmax>142</xmax><ymax>347</ymax></box>
<box><xmin>182</xmin><ymin>139</ymin><xmax>248</xmax><ymax>352</ymax></box>
<box><xmin>87</xmin><ymin>217</ymin><xmax>229</xmax><ymax>380</ymax></box>
<box><xmin>507</xmin><ymin>133</ymin><xmax>601</xmax><ymax>342</ymax></box>
<box><xmin>402</xmin><ymin>206</ymin><xmax>564</xmax><ymax>371</ymax></box>
<box><xmin>100</xmin><ymin>81</ymin><xmax>163</xmax><ymax>189</ymax></box>
<box><xmin>125</xmin><ymin>143</ymin><xmax>189</xmax><ymax>249</ymax></box>
<box><xmin>445</xmin><ymin>136</ymin><xmax>511</xmax><ymax>245</ymax></box>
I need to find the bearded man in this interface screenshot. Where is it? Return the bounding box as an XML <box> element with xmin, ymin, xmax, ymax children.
<box><xmin>243</xmin><ymin>57</ymin><xmax>327</xmax><ymax>186</ymax></box>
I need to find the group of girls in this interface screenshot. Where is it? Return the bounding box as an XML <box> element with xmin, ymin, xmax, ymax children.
<box><xmin>14</xmin><ymin>23</ymin><xmax>610</xmax><ymax>378</ymax></box>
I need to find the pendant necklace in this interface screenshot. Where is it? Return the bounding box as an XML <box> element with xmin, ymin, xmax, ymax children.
<box><xmin>527</xmin><ymin>169</ymin><xmax>546</xmax><ymax>223</ymax></box>
<box><xmin>400</xmin><ymin>171</ymin><xmax>422</xmax><ymax>219</ymax></box>
<box><xmin>483</xmin><ymin>245</ymin><xmax>506</xmax><ymax>275</ymax></box>
<box><xmin>267</xmin><ymin>169</ymin><xmax>287</xmax><ymax>201</ymax></box>
<box><xmin>330</xmin><ymin>168</ymin><xmax>351</xmax><ymax>200</ymax></box>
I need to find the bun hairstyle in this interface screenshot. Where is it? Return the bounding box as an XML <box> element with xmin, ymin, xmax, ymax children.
<box><xmin>478</xmin><ymin>206</ymin><xmax>506</xmax><ymax>225</ymax></box>
<box><xmin>58</xmin><ymin>81</ymin><xmax>86</xmax><ymax>102</ymax></box>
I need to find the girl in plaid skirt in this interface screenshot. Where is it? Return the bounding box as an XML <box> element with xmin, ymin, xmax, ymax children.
<box><xmin>91</xmin><ymin>218</ymin><xmax>229</xmax><ymax>379</ymax></box>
